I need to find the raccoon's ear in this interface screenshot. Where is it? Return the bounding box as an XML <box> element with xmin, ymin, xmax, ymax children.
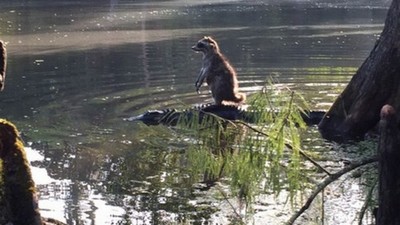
<box><xmin>209</xmin><ymin>39</ymin><xmax>218</xmax><ymax>49</ymax></box>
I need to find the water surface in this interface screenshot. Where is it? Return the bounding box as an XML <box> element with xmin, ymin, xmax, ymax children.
<box><xmin>0</xmin><ymin>0</ymin><xmax>388</xmax><ymax>224</ymax></box>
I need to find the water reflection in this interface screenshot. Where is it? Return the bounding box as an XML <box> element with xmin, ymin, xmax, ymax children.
<box><xmin>0</xmin><ymin>0</ymin><xmax>389</xmax><ymax>224</ymax></box>
<box><xmin>28</xmin><ymin>135</ymin><xmax>217</xmax><ymax>224</ymax></box>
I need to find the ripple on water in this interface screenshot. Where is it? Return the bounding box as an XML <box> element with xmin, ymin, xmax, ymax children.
<box><xmin>1</xmin><ymin>0</ymin><xmax>386</xmax><ymax>224</ymax></box>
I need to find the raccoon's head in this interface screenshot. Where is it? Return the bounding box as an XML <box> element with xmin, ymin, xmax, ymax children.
<box><xmin>191</xmin><ymin>36</ymin><xmax>220</xmax><ymax>54</ymax></box>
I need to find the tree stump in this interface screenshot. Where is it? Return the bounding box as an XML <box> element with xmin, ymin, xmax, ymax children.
<box><xmin>318</xmin><ymin>0</ymin><xmax>400</xmax><ymax>142</ymax></box>
<box><xmin>377</xmin><ymin>105</ymin><xmax>400</xmax><ymax>225</ymax></box>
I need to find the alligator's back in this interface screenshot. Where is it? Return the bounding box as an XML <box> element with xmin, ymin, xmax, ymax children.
<box><xmin>126</xmin><ymin>104</ymin><xmax>325</xmax><ymax>126</ymax></box>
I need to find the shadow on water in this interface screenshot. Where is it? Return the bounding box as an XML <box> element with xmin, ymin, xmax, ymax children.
<box><xmin>0</xmin><ymin>0</ymin><xmax>390</xmax><ymax>224</ymax></box>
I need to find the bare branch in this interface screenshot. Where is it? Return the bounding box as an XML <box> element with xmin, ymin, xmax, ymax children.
<box><xmin>215</xmin><ymin>185</ymin><xmax>244</xmax><ymax>222</ymax></box>
<box><xmin>286</xmin><ymin>156</ymin><xmax>377</xmax><ymax>225</ymax></box>
<box><xmin>358</xmin><ymin>178</ymin><xmax>377</xmax><ymax>225</ymax></box>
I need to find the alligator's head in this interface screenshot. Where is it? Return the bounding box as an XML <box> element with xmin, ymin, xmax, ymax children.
<box><xmin>124</xmin><ymin>110</ymin><xmax>167</xmax><ymax>125</ymax></box>
<box><xmin>125</xmin><ymin>109</ymin><xmax>178</xmax><ymax>126</ymax></box>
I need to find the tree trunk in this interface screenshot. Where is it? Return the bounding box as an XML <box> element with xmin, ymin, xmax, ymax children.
<box><xmin>377</xmin><ymin>105</ymin><xmax>400</xmax><ymax>225</ymax></box>
<box><xmin>0</xmin><ymin>40</ymin><xmax>6</xmax><ymax>91</ymax></box>
<box><xmin>318</xmin><ymin>0</ymin><xmax>400</xmax><ymax>142</ymax></box>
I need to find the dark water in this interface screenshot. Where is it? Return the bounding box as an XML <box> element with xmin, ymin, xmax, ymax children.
<box><xmin>0</xmin><ymin>0</ymin><xmax>388</xmax><ymax>224</ymax></box>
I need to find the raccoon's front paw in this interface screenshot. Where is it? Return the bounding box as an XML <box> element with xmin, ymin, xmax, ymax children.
<box><xmin>195</xmin><ymin>82</ymin><xmax>201</xmax><ymax>94</ymax></box>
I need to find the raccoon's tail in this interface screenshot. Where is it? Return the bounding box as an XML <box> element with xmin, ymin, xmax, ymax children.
<box><xmin>222</xmin><ymin>92</ymin><xmax>246</xmax><ymax>105</ymax></box>
<box><xmin>233</xmin><ymin>92</ymin><xmax>246</xmax><ymax>103</ymax></box>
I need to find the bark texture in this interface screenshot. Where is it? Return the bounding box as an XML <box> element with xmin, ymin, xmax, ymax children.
<box><xmin>377</xmin><ymin>105</ymin><xmax>400</xmax><ymax>225</ymax></box>
<box><xmin>318</xmin><ymin>0</ymin><xmax>400</xmax><ymax>142</ymax></box>
<box><xmin>0</xmin><ymin>40</ymin><xmax>6</xmax><ymax>91</ymax></box>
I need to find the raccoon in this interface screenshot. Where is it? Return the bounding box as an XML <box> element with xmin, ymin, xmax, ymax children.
<box><xmin>192</xmin><ymin>36</ymin><xmax>245</xmax><ymax>105</ymax></box>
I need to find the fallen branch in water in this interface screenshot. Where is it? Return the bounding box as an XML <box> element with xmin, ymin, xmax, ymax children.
<box><xmin>286</xmin><ymin>156</ymin><xmax>377</xmax><ymax>225</ymax></box>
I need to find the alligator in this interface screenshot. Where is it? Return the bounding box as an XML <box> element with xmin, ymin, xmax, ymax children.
<box><xmin>125</xmin><ymin>104</ymin><xmax>326</xmax><ymax>126</ymax></box>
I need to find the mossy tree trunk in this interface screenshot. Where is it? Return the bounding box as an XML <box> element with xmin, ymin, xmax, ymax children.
<box><xmin>318</xmin><ymin>0</ymin><xmax>400</xmax><ymax>142</ymax></box>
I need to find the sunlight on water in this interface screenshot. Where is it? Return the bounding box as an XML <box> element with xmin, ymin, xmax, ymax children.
<box><xmin>27</xmin><ymin>146</ymin><xmax>137</xmax><ymax>224</ymax></box>
<box><xmin>0</xmin><ymin>0</ymin><xmax>389</xmax><ymax>224</ymax></box>
<box><xmin>26</xmin><ymin>147</ymin><xmax>57</xmax><ymax>184</ymax></box>
<box><xmin>27</xmin><ymin>147</ymin><xmax>70</xmax><ymax>223</ymax></box>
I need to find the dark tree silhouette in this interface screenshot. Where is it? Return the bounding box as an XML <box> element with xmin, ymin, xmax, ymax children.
<box><xmin>318</xmin><ymin>0</ymin><xmax>400</xmax><ymax>142</ymax></box>
<box><xmin>0</xmin><ymin>41</ymin><xmax>6</xmax><ymax>91</ymax></box>
<box><xmin>377</xmin><ymin>105</ymin><xmax>400</xmax><ymax>225</ymax></box>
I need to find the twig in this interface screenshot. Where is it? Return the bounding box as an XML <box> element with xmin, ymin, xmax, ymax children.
<box><xmin>358</xmin><ymin>178</ymin><xmax>377</xmax><ymax>225</ymax></box>
<box><xmin>215</xmin><ymin>184</ymin><xmax>244</xmax><ymax>222</ymax></box>
<box><xmin>286</xmin><ymin>156</ymin><xmax>377</xmax><ymax>225</ymax></box>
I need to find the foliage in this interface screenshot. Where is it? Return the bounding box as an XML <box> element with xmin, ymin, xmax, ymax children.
<box><xmin>176</xmin><ymin>83</ymin><xmax>311</xmax><ymax>217</ymax></box>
